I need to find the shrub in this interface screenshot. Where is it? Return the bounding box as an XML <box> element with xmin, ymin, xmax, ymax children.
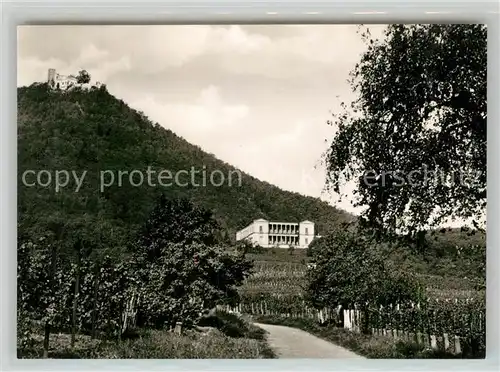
<box><xmin>306</xmin><ymin>230</ymin><xmax>424</xmax><ymax>318</ymax></box>
<box><xmin>133</xmin><ymin>196</ymin><xmax>253</xmax><ymax>330</ymax></box>
<box><xmin>198</xmin><ymin>310</ymin><xmax>265</xmax><ymax>340</ymax></box>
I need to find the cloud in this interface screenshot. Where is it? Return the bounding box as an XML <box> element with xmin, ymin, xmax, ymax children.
<box><xmin>130</xmin><ymin>85</ymin><xmax>250</xmax><ymax>150</ymax></box>
<box><xmin>17</xmin><ymin>42</ymin><xmax>132</xmax><ymax>87</ymax></box>
<box><xmin>121</xmin><ymin>25</ymin><xmax>272</xmax><ymax>74</ymax></box>
<box><xmin>17</xmin><ymin>56</ymin><xmax>63</xmax><ymax>86</ymax></box>
<box><xmin>18</xmin><ymin>25</ymin><xmax>386</xmax><ymax>81</ymax></box>
<box><xmin>213</xmin><ymin>25</ymin><xmax>386</xmax><ymax>79</ymax></box>
<box><xmin>130</xmin><ymin>87</ymin><xmax>336</xmax><ymax>202</ymax></box>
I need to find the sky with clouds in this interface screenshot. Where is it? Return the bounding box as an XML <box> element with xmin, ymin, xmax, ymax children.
<box><xmin>17</xmin><ymin>24</ymin><xmax>389</xmax><ymax>216</ymax></box>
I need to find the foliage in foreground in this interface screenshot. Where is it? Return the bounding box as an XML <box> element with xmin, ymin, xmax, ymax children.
<box><xmin>18</xmin><ymin>241</ymin><xmax>134</xmax><ymax>350</ymax></box>
<box><xmin>303</xmin><ymin>229</ymin><xmax>484</xmax><ymax>352</ymax></box>
<box><xmin>134</xmin><ymin>241</ymin><xmax>252</xmax><ymax>329</ymax></box>
<box><xmin>198</xmin><ymin>310</ymin><xmax>267</xmax><ymax>340</ymax></box>
<box><xmin>306</xmin><ymin>230</ymin><xmax>425</xmax><ymax>312</ymax></box>
<box><xmin>19</xmin><ymin>312</ymin><xmax>275</xmax><ymax>359</ymax></box>
<box><xmin>325</xmin><ymin>24</ymin><xmax>486</xmax><ymax>234</ymax></box>
<box><xmin>133</xmin><ymin>195</ymin><xmax>253</xmax><ymax>329</ymax></box>
<box><xmin>17</xmin><ymin>196</ymin><xmax>253</xmax><ymax>357</ymax></box>
<box><xmin>103</xmin><ymin>328</ymin><xmax>273</xmax><ymax>359</ymax></box>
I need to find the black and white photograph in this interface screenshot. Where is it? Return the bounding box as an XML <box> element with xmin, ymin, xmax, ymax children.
<box><xmin>17</xmin><ymin>24</ymin><xmax>486</xmax><ymax>359</ymax></box>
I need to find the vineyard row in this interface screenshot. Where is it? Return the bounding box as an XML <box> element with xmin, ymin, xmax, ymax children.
<box><xmin>219</xmin><ymin>297</ymin><xmax>485</xmax><ymax>355</ymax></box>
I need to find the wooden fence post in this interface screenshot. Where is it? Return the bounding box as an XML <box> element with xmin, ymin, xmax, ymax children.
<box><xmin>430</xmin><ymin>335</ymin><xmax>438</xmax><ymax>350</ymax></box>
<box><xmin>352</xmin><ymin>309</ymin><xmax>356</xmax><ymax>331</ymax></box>
<box><xmin>174</xmin><ymin>321</ymin><xmax>182</xmax><ymax>335</ymax></box>
<box><xmin>443</xmin><ymin>333</ymin><xmax>450</xmax><ymax>351</ymax></box>
<box><xmin>454</xmin><ymin>336</ymin><xmax>461</xmax><ymax>354</ymax></box>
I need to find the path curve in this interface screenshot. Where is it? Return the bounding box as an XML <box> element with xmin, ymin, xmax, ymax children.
<box><xmin>254</xmin><ymin>323</ymin><xmax>365</xmax><ymax>359</ymax></box>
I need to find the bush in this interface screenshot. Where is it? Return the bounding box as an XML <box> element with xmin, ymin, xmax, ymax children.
<box><xmin>131</xmin><ymin>196</ymin><xmax>253</xmax><ymax>330</ymax></box>
<box><xmin>306</xmin><ymin>230</ymin><xmax>424</xmax><ymax>317</ymax></box>
<box><xmin>198</xmin><ymin>310</ymin><xmax>266</xmax><ymax>340</ymax></box>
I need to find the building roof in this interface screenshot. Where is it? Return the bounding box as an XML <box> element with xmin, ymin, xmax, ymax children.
<box><xmin>245</xmin><ymin>219</ymin><xmax>315</xmax><ymax>225</ymax></box>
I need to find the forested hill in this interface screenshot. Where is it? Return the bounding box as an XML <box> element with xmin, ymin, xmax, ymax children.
<box><xmin>18</xmin><ymin>83</ymin><xmax>353</xmax><ymax>245</ymax></box>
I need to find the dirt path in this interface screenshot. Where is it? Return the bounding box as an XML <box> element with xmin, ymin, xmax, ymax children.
<box><xmin>254</xmin><ymin>323</ymin><xmax>365</xmax><ymax>359</ymax></box>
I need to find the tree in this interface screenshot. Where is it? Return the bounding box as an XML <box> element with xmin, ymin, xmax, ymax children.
<box><xmin>76</xmin><ymin>70</ymin><xmax>91</xmax><ymax>84</ymax></box>
<box><xmin>306</xmin><ymin>230</ymin><xmax>424</xmax><ymax>332</ymax></box>
<box><xmin>306</xmin><ymin>235</ymin><xmax>325</xmax><ymax>257</ymax></box>
<box><xmin>136</xmin><ymin>242</ymin><xmax>252</xmax><ymax>330</ymax></box>
<box><xmin>64</xmin><ymin>215</ymin><xmax>118</xmax><ymax>347</ymax></box>
<box><xmin>134</xmin><ymin>196</ymin><xmax>252</xmax><ymax>330</ymax></box>
<box><xmin>324</xmin><ymin>24</ymin><xmax>486</xmax><ymax>235</ymax></box>
<box><xmin>137</xmin><ymin>195</ymin><xmax>220</xmax><ymax>260</ymax></box>
<box><xmin>17</xmin><ymin>236</ymin><xmax>73</xmax><ymax>357</ymax></box>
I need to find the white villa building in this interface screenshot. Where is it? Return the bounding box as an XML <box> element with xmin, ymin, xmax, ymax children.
<box><xmin>236</xmin><ymin>219</ymin><xmax>318</xmax><ymax>249</ymax></box>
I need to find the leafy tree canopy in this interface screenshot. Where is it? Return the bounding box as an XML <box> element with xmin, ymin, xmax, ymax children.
<box><xmin>76</xmin><ymin>70</ymin><xmax>91</xmax><ymax>84</ymax></box>
<box><xmin>325</xmin><ymin>24</ymin><xmax>486</xmax><ymax>235</ymax></box>
<box><xmin>137</xmin><ymin>194</ymin><xmax>221</xmax><ymax>260</ymax></box>
<box><xmin>133</xmin><ymin>195</ymin><xmax>253</xmax><ymax>329</ymax></box>
<box><xmin>306</xmin><ymin>230</ymin><xmax>425</xmax><ymax>310</ymax></box>
<box><xmin>136</xmin><ymin>241</ymin><xmax>252</xmax><ymax>329</ymax></box>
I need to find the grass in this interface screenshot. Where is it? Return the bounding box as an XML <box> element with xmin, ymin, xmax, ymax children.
<box><xmin>245</xmin><ymin>247</ymin><xmax>309</xmax><ymax>263</ymax></box>
<box><xmin>198</xmin><ymin>309</ymin><xmax>268</xmax><ymax>341</ymax></box>
<box><xmin>101</xmin><ymin>328</ymin><xmax>273</xmax><ymax>359</ymax></box>
<box><xmin>18</xmin><ymin>311</ymin><xmax>276</xmax><ymax>359</ymax></box>
<box><xmin>252</xmin><ymin>315</ymin><xmax>469</xmax><ymax>359</ymax></box>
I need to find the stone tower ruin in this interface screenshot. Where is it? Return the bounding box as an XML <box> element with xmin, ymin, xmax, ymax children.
<box><xmin>47</xmin><ymin>68</ymin><xmax>56</xmax><ymax>85</ymax></box>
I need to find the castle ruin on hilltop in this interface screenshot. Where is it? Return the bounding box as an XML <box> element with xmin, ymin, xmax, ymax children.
<box><xmin>47</xmin><ymin>68</ymin><xmax>102</xmax><ymax>91</ymax></box>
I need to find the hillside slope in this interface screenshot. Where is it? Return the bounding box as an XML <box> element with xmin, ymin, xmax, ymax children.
<box><xmin>18</xmin><ymin>84</ymin><xmax>353</xmax><ymax>247</ymax></box>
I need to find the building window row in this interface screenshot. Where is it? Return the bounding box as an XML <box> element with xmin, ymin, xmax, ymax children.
<box><xmin>258</xmin><ymin>224</ymin><xmax>310</xmax><ymax>235</ymax></box>
<box><xmin>267</xmin><ymin>223</ymin><xmax>299</xmax><ymax>234</ymax></box>
<box><xmin>268</xmin><ymin>235</ymin><xmax>299</xmax><ymax>245</ymax></box>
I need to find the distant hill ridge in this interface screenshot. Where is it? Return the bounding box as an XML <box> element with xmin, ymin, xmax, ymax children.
<box><xmin>17</xmin><ymin>83</ymin><xmax>354</xmax><ymax>244</ymax></box>
<box><xmin>17</xmin><ymin>83</ymin><xmax>485</xmax><ymax>281</ymax></box>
